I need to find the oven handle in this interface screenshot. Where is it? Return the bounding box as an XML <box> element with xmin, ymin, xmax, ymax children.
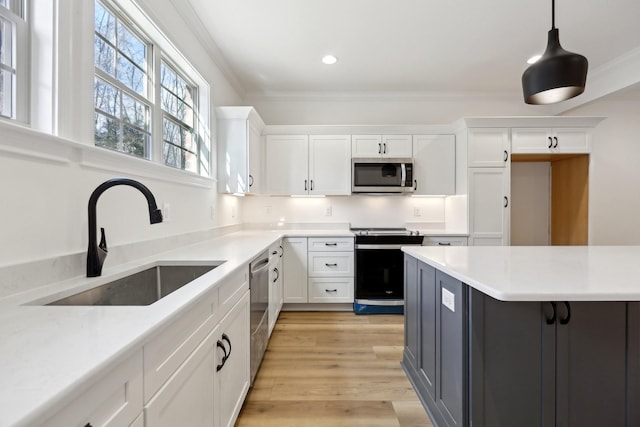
<box><xmin>355</xmin><ymin>244</ymin><xmax>423</xmax><ymax>250</ymax></box>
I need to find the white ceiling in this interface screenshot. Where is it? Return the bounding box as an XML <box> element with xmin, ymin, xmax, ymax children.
<box><xmin>182</xmin><ymin>0</ymin><xmax>640</xmax><ymax>103</ymax></box>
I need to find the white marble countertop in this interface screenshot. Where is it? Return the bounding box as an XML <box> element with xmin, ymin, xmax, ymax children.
<box><xmin>403</xmin><ymin>245</ymin><xmax>640</xmax><ymax>302</ymax></box>
<box><xmin>0</xmin><ymin>228</ymin><xmax>352</xmax><ymax>427</ymax></box>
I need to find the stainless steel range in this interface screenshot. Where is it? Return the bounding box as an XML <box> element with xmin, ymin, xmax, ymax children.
<box><xmin>351</xmin><ymin>227</ymin><xmax>424</xmax><ymax>314</ymax></box>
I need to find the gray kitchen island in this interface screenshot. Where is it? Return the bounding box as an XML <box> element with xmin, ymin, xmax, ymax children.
<box><xmin>402</xmin><ymin>246</ymin><xmax>640</xmax><ymax>427</ymax></box>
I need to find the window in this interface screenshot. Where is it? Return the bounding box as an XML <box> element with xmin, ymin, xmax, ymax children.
<box><xmin>0</xmin><ymin>0</ymin><xmax>25</xmax><ymax>120</ymax></box>
<box><xmin>93</xmin><ymin>0</ymin><xmax>210</xmax><ymax>176</ymax></box>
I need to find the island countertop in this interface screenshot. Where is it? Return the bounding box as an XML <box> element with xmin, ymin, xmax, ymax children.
<box><xmin>402</xmin><ymin>245</ymin><xmax>640</xmax><ymax>301</ymax></box>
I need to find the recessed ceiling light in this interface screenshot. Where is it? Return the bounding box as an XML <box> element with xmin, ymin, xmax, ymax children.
<box><xmin>527</xmin><ymin>54</ymin><xmax>542</xmax><ymax>64</ymax></box>
<box><xmin>322</xmin><ymin>55</ymin><xmax>338</xmax><ymax>65</ymax></box>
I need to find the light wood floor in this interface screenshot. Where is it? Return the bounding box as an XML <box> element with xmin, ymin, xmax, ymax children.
<box><xmin>235</xmin><ymin>311</ymin><xmax>433</xmax><ymax>427</ymax></box>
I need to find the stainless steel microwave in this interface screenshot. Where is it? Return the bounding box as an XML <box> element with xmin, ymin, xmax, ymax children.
<box><xmin>351</xmin><ymin>158</ymin><xmax>414</xmax><ymax>193</ymax></box>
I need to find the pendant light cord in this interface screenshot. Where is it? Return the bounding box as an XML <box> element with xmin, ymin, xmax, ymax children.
<box><xmin>551</xmin><ymin>0</ymin><xmax>556</xmax><ymax>29</ymax></box>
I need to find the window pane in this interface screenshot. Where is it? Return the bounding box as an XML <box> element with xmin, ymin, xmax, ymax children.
<box><xmin>0</xmin><ymin>1</ymin><xmax>7</xmax><ymax>8</ymax></box>
<box><xmin>117</xmin><ymin>23</ymin><xmax>146</xmax><ymax>69</ymax></box>
<box><xmin>160</xmin><ymin>62</ymin><xmax>176</xmax><ymax>93</ymax></box>
<box><xmin>94</xmin><ymin>36</ymin><xmax>115</xmax><ymax>76</ymax></box>
<box><xmin>117</xmin><ymin>54</ymin><xmax>145</xmax><ymax>95</ymax></box>
<box><xmin>184</xmin><ymin>149</ymin><xmax>198</xmax><ymax>173</ymax></box>
<box><xmin>122</xmin><ymin>93</ymin><xmax>148</xmax><ymax>131</ymax></box>
<box><xmin>95</xmin><ymin>112</ymin><xmax>120</xmax><ymax>149</ymax></box>
<box><xmin>162</xmin><ymin>118</ymin><xmax>180</xmax><ymax>145</ymax></box>
<box><xmin>122</xmin><ymin>125</ymin><xmax>147</xmax><ymax>157</ymax></box>
<box><xmin>0</xmin><ymin>68</ymin><xmax>11</xmax><ymax>118</ymax></box>
<box><xmin>0</xmin><ymin>16</ymin><xmax>12</xmax><ymax>67</ymax></box>
<box><xmin>94</xmin><ymin>2</ymin><xmax>115</xmax><ymax>43</ymax></box>
<box><xmin>94</xmin><ymin>78</ymin><xmax>120</xmax><ymax>116</ymax></box>
<box><xmin>164</xmin><ymin>142</ymin><xmax>180</xmax><ymax>168</ymax></box>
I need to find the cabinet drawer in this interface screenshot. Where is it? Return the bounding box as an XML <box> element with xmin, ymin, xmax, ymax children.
<box><xmin>308</xmin><ymin>237</ymin><xmax>354</xmax><ymax>252</ymax></box>
<box><xmin>423</xmin><ymin>236</ymin><xmax>468</xmax><ymax>246</ymax></box>
<box><xmin>144</xmin><ymin>294</ymin><xmax>217</xmax><ymax>401</ymax></box>
<box><xmin>218</xmin><ymin>267</ymin><xmax>249</xmax><ymax>321</ymax></box>
<box><xmin>308</xmin><ymin>252</ymin><xmax>354</xmax><ymax>277</ymax></box>
<box><xmin>42</xmin><ymin>350</ymin><xmax>143</xmax><ymax>427</ymax></box>
<box><xmin>309</xmin><ymin>278</ymin><xmax>354</xmax><ymax>303</ymax></box>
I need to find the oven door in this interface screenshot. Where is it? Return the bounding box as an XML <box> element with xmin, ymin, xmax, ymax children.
<box><xmin>355</xmin><ymin>244</ymin><xmax>412</xmax><ymax>304</ymax></box>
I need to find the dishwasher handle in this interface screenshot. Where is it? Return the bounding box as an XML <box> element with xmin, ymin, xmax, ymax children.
<box><xmin>250</xmin><ymin>258</ymin><xmax>270</xmax><ymax>276</ymax></box>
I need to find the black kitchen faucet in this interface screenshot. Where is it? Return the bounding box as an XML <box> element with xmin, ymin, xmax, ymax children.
<box><xmin>87</xmin><ymin>178</ymin><xmax>163</xmax><ymax>277</ymax></box>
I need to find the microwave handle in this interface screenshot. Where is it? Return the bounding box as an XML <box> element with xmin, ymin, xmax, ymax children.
<box><xmin>401</xmin><ymin>163</ymin><xmax>406</xmax><ymax>186</ymax></box>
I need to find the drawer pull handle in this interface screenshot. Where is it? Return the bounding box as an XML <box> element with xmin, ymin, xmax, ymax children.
<box><xmin>273</xmin><ymin>267</ymin><xmax>279</xmax><ymax>282</ymax></box>
<box><xmin>438</xmin><ymin>242</ymin><xmax>451</xmax><ymax>246</ymax></box>
<box><xmin>325</xmin><ymin>289</ymin><xmax>338</xmax><ymax>293</ymax></box>
<box><xmin>553</xmin><ymin>136</ymin><xmax>559</xmax><ymax>148</ymax></box>
<box><xmin>222</xmin><ymin>333</ymin><xmax>232</xmax><ymax>360</ymax></box>
<box><xmin>325</xmin><ymin>263</ymin><xmax>338</xmax><ymax>267</ymax></box>
<box><xmin>325</xmin><ymin>243</ymin><xmax>338</xmax><ymax>246</ymax></box>
<box><xmin>548</xmin><ymin>136</ymin><xmax>553</xmax><ymax>148</ymax></box>
<box><xmin>216</xmin><ymin>340</ymin><xmax>228</xmax><ymax>371</ymax></box>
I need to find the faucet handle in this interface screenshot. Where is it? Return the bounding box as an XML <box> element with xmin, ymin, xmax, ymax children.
<box><xmin>99</xmin><ymin>227</ymin><xmax>108</xmax><ymax>252</ymax></box>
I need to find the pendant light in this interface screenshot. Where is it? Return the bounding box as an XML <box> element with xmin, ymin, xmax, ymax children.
<box><xmin>522</xmin><ymin>0</ymin><xmax>588</xmax><ymax>104</ymax></box>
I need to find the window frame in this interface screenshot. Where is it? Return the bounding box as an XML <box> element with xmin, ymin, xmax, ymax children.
<box><xmin>0</xmin><ymin>0</ymin><xmax>28</xmax><ymax>123</ymax></box>
<box><xmin>93</xmin><ymin>0</ymin><xmax>211</xmax><ymax>177</ymax></box>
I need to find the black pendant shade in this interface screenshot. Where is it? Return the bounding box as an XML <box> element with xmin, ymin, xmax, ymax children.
<box><xmin>521</xmin><ymin>1</ymin><xmax>588</xmax><ymax>105</ymax></box>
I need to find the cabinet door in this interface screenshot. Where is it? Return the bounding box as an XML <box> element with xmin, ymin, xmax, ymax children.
<box><xmin>265</xmin><ymin>135</ymin><xmax>309</xmax><ymax>195</ymax></box>
<box><xmin>418</xmin><ymin>261</ymin><xmax>437</xmax><ymax>401</ymax></box>
<box><xmin>216</xmin><ymin>293</ymin><xmax>251</xmax><ymax>427</ymax></box>
<box><xmin>435</xmin><ymin>270</ymin><xmax>466</xmax><ymax>427</ymax></box>
<box><xmin>467</xmin><ymin>128</ymin><xmax>510</xmax><ymax>167</ymax></box>
<box><xmin>468</xmin><ymin>292</ymin><xmax>554</xmax><ymax>427</ymax></box>
<box><xmin>145</xmin><ymin>334</ymin><xmax>215</xmax><ymax>427</ymax></box>
<box><xmin>282</xmin><ymin>237</ymin><xmax>308</xmax><ymax>303</ymax></box>
<box><xmin>403</xmin><ymin>255</ymin><xmax>419</xmax><ymax>369</ymax></box>
<box><xmin>468</xmin><ymin>167</ymin><xmax>510</xmax><ymax>245</ymax></box>
<box><xmin>352</xmin><ymin>134</ymin><xmax>383</xmax><ymax>157</ymax></box>
<box><xmin>412</xmin><ymin>134</ymin><xmax>455</xmax><ymax>195</ymax></box>
<box><xmin>511</xmin><ymin>128</ymin><xmax>551</xmax><ymax>154</ymax></box>
<box><xmin>556</xmin><ymin>302</ymin><xmax>628</xmax><ymax>427</ymax></box>
<box><xmin>268</xmin><ymin>259</ymin><xmax>283</xmax><ymax>335</ymax></box>
<box><xmin>382</xmin><ymin>135</ymin><xmax>413</xmax><ymax>157</ymax></box>
<box><xmin>247</xmin><ymin>119</ymin><xmax>262</xmax><ymax>193</ymax></box>
<box><xmin>309</xmin><ymin>135</ymin><xmax>351</xmax><ymax>195</ymax></box>
<box><xmin>553</xmin><ymin>128</ymin><xmax>590</xmax><ymax>153</ymax></box>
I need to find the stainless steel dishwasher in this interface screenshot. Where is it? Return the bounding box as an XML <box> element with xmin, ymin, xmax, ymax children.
<box><xmin>249</xmin><ymin>251</ymin><xmax>270</xmax><ymax>384</ymax></box>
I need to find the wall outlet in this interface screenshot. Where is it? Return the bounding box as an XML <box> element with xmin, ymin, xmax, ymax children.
<box><xmin>325</xmin><ymin>205</ymin><xmax>332</xmax><ymax>217</ymax></box>
<box><xmin>442</xmin><ymin>288</ymin><xmax>455</xmax><ymax>312</ymax></box>
<box><xmin>413</xmin><ymin>207</ymin><xmax>421</xmax><ymax>217</ymax></box>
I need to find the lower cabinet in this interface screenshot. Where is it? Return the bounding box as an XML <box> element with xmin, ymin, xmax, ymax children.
<box><xmin>215</xmin><ymin>292</ymin><xmax>251</xmax><ymax>427</ymax></box>
<box><xmin>403</xmin><ymin>254</ymin><xmax>640</xmax><ymax>427</ymax></box>
<box><xmin>268</xmin><ymin>240</ymin><xmax>284</xmax><ymax>335</ymax></box>
<box><xmin>145</xmin><ymin>333</ymin><xmax>215</xmax><ymax>427</ymax></box>
<box><xmin>39</xmin><ymin>350</ymin><xmax>144</xmax><ymax>427</ymax></box>
<box><xmin>283</xmin><ymin>236</ymin><xmax>354</xmax><ymax>304</ymax></box>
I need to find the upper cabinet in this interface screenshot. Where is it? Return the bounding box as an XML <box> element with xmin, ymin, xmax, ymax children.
<box><xmin>467</xmin><ymin>128</ymin><xmax>510</xmax><ymax>167</ymax></box>
<box><xmin>265</xmin><ymin>135</ymin><xmax>351</xmax><ymax>196</ymax></box>
<box><xmin>511</xmin><ymin>128</ymin><xmax>591</xmax><ymax>154</ymax></box>
<box><xmin>412</xmin><ymin>134</ymin><xmax>456</xmax><ymax>196</ymax></box>
<box><xmin>352</xmin><ymin>134</ymin><xmax>412</xmax><ymax>158</ymax></box>
<box><xmin>216</xmin><ymin>107</ymin><xmax>265</xmax><ymax>194</ymax></box>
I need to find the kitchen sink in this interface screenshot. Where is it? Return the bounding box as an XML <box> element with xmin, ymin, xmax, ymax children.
<box><xmin>47</xmin><ymin>263</ymin><xmax>224</xmax><ymax>306</ymax></box>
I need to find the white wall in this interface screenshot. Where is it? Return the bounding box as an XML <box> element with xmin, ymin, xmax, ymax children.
<box><xmin>566</xmin><ymin>96</ymin><xmax>640</xmax><ymax>244</ymax></box>
<box><xmin>0</xmin><ymin>0</ymin><xmax>242</xmax><ymax>274</ymax></box>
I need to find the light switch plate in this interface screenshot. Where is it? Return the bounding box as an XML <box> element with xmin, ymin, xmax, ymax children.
<box><xmin>442</xmin><ymin>288</ymin><xmax>455</xmax><ymax>312</ymax></box>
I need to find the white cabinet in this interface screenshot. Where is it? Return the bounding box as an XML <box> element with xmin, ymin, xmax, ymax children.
<box><xmin>423</xmin><ymin>236</ymin><xmax>468</xmax><ymax>246</ymax></box>
<box><xmin>468</xmin><ymin>167</ymin><xmax>510</xmax><ymax>245</ymax></box>
<box><xmin>265</xmin><ymin>135</ymin><xmax>351</xmax><ymax>195</ymax></box>
<box><xmin>215</xmin><ymin>293</ymin><xmax>250</xmax><ymax>427</ymax></box>
<box><xmin>268</xmin><ymin>240</ymin><xmax>284</xmax><ymax>335</ymax></box>
<box><xmin>282</xmin><ymin>237</ymin><xmax>308</xmax><ymax>303</ymax></box>
<box><xmin>40</xmin><ymin>351</ymin><xmax>143</xmax><ymax>427</ymax></box>
<box><xmin>307</xmin><ymin>237</ymin><xmax>354</xmax><ymax>304</ymax></box>
<box><xmin>467</xmin><ymin>128</ymin><xmax>510</xmax><ymax>167</ymax></box>
<box><xmin>352</xmin><ymin>134</ymin><xmax>412</xmax><ymax>158</ymax></box>
<box><xmin>145</xmin><ymin>334</ymin><xmax>215</xmax><ymax>427</ymax></box>
<box><xmin>511</xmin><ymin>128</ymin><xmax>591</xmax><ymax>154</ymax></box>
<box><xmin>412</xmin><ymin>134</ymin><xmax>456</xmax><ymax>195</ymax></box>
<box><xmin>217</xmin><ymin>106</ymin><xmax>265</xmax><ymax>194</ymax></box>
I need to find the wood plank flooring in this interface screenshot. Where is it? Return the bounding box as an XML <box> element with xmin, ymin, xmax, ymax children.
<box><xmin>236</xmin><ymin>311</ymin><xmax>433</xmax><ymax>427</ymax></box>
